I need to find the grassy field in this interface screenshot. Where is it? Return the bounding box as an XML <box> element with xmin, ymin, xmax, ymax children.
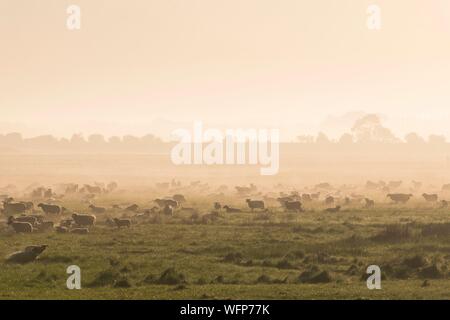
<box><xmin>2</xmin><ymin>193</ymin><xmax>450</xmax><ymax>300</ymax></box>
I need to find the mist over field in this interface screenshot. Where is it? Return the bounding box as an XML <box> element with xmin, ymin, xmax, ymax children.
<box><xmin>2</xmin><ymin>0</ymin><xmax>450</xmax><ymax>301</ymax></box>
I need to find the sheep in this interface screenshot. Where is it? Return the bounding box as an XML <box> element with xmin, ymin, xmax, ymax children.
<box><xmin>72</xmin><ymin>213</ymin><xmax>96</xmax><ymax>227</ymax></box>
<box><xmin>387</xmin><ymin>193</ymin><xmax>413</xmax><ymax>204</ymax></box>
<box><xmin>35</xmin><ymin>221</ymin><xmax>54</xmax><ymax>232</ymax></box>
<box><xmin>277</xmin><ymin>197</ymin><xmax>293</xmax><ymax>207</ymax></box>
<box><xmin>364</xmin><ymin>198</ymin><xmax>375</xmax><ymax>208</ymax></box>
<box><xmin>246</xmin><ymin>199</ymin><xmax>265</xmax><ymax>212</ymax></box>
<box><xmin>114</xmin><ymin>218</ymin><xmax>131</xmax><ymax>228</ymax></box>
<box><xmin>56</xmin><ymin>226</ymin><xmax>68</xmax><ymax>233</ymax></box>
<box><xmin>163</xmin><ymin>205</ymin><xmax>173</xmax><ymax>216</ymax></box>
<box><xmin>83</xmin><ymin>184</ymin><xmax>102</xmax><ymax>194</ymax></box>
<box><xmin>125</xmin><ymin>204</ymin><xmax>139</xmax><ymax>212</ymax></box>
<box><xmin>344</xmin><ymin>197</ymin><xmax>351</xmax><ymax>206</ymax></box>
<box><xmin>14</xmin><ymin>215</ymin><xmax>38</xmax><ymax>225</ymax></box>
<box><xmin>325</xmin><ymin>205</ymin><xmax>341</xmax><ymax>213</ymax></box>
<box><xmin>70</xmin><ymin>228</ymin><xmax>89</xmax><ymax>234</ymax></box>
<box><xmin>214</xmin><ymin>202</ymin><xmax>222</xmax><ymax>210</ymax></box>
<box><xmin>89</xmin><ymin>204</ymin><xmax>106</xmax><ymax>214</ymax></box>
<box><xmin>422</xmin><ymin>193</ymin><xmax>438</xmax><ymax>202</ymax></box>
<box><xmin>325</xmin><ymin>196</ymin><xmax>334</xmax><ymax>205</ymax></box>
<box><xmin>440</xmin><ymin>200</ymin><xmax>449</xmax><ymax>208</ymax></box>
<box><xmin>301</xmin><ymin>194</ymin><xmax>312</xmax><ymax>202</ymax></box>
<box><xmin>38</xmin><ymin>203</ymin><xmax>61</xmax><ymax>215</ymax></box>
<box><xmin>311</xmin><ymin>192</ymin><xmax>321</xmax><ymax>200</ymax></box>
<box><xmin>60</xmin><ymin>219</ymin><xmax>74</xmax><ymax>228</ymax></box>
<box><xmin>388</xmin><ymin>181</ymin><xmax>403</xmax><ymax>189</ymax></box>
<box><xmin>412</xmin><ymin>180</ymin><xmax>422</xmax><ymax>190</ymax></box>
<box><xmin>223</xmin><ymin>205</ymin><xmax>242</xmax><ymax>213</ymax></box>
<box><xmin>107</xmin><ymin>182</ymin><xmax>118</xmax><ymax>192</ymax></box>
<box><xmin>172</xmin><ymin>194</ymin><xmax>186</xmax><ymax>203</ymax></box>
<box><xmin>7</xmin><ymin>217</ymin><xmax>33</xmax><ymax>233</ymax></box>
<box><xmin>3</xmin><ymin>201</ymin><xmax>27</xmax><ymax>215</ymax></box>
<box><xmin>154</xmin><ymin>198</ymin><xmax>178</xmax><ymax>208</ymax></box>
<box><xmin>283</xmin><ymin>200</ymin><xmax>303</xmax><ymax>213</ymax></box>
<box><xmin>6</xmin><ymin>245</ymin><xmax>48</xmax><ymax>264</ymax></box>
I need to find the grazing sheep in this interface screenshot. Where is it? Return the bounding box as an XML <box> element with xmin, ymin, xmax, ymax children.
<box><xmin>106</xmin><ymin>182</ymin><xmax>118</xmax><ymax>192</ymax></box>
<box><xmin>60</xmin><ymin>219</ymin><xmax>74</xmax><ymax>228</ymax></box>
<box><xmin>89</xmin><ymin>204</ymin><xmax>106</xmax><ymax>214</ymax></box>
<box><xmin>277</xmin><ymin>197</ymin><xmax>293</xmax><ymax>207</ymax></box>
<box><xmin>6</xmin><ymin>245</ymin><xmax>48</xmax><ymax>264</ymax></box>
<box><xmin>125</xmin><ymin>204</ymin><xmax>139</xmax><ymax>212</ymax></box>
<box><xmin>440</xmin><ymin>200</ymin><xmax>449</xmax><ymax>208</ymax></box>
<box><xmin>7</xmin><ymin>217</ymin><xmax>33</xmax><ymax>233</ymax></box>
<box><xmin>3</xmin><ymin>201</ymin><xmax>27</xmax><ymax>215</ymax></box>
<box><xmin>387</xmin><ymin>193</ymin><xmax>413</xmax><ymax>204</ymax></box>
<box><xmin>325</xmin><ymin>196</ymin><xmax>334</xmax><ymax>205</ymax></box>
<box><xmin>38</xmin><ymin>203</ymin><xmax>61</xmax><ymax>215</ymax></box>
<box><xmin>163</xmin><ymin>205</ymin><xmax>174</xmax><ymax>216</ymax></box>
<box><xmin>14</xmin><ymin>215</ymin><xmax>38</xmax><ymax>225</ymax></box>
<box><xmin>364</xmin><ymin>198</ymin><xmax>375</xmax><ymax>208</ymax></box>
<box><xmin>246</xmin><ymin>199</ymin><xmax>265</xmax><ymax>212</ymax></box>
<box><xmin>172</xmin><ymin>194</ymin><xmax>186</xmax><ymax>203</ymax></box>
<box><xmin>56</xmin><ymin>226</ymin><xmax>68</xmax><ymax>233</ymax></box>
<box><xmin>422</xmin><ymin>193</ymin><xmax>438</xmax><ymax>202</ymax></box>
<box><xmin>154</xmin><ymin>198</ymin><xmax>178</xmax><ymax>208</ymax></box>
<box><xmin>70</xmin><ymin>228</ymin><xmax>89</xmax><ymax>234</ymax></box>
<box><xmin>412</xmin><ymin>180</ymin><xmax>422</xmax><ymax>190</ymax></box>
<box><xmin>223</xmin><ymin>205</ymin><xmax>242</xmax><ymax>213</ymax></box>
<box><xmin>283</xmin><ymin>200</ymin><xmax>303</xmax><ymax>213</ymax></box>
<box><xmin>311</xmin><ymin>192</ymin><xmax>321</xmax><ymax>200</ymax></box>
<box><xmin>114</xmin><ymin>218</ymin><xmax>131</xmax><ymax>228</ymax></box>
<box><xmin>72</xmin><ymin>213</ymin><xmax>96</xmax><ymax>227</ymax></box>
<box><xmin>388</xmin><ymin>181</ymin><xmax>403</xmax><ymax>189</ymax></box>
<box><xmin>325</xmin><ymin>206</ymin><xmax>341</xmax><ymax>213</ymax></box>
<box><xmin>83</xmin><ymin>184</ymin><xmax>103</xmax><ymax>194</ymax></box>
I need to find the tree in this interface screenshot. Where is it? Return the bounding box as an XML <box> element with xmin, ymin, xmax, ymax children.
<box><xmin>351</xmin><ymin>114</ymin><xmax>398</xmax><ymax>143</ymax></box>
<box><xmin>428</xmin><ymin>134</ymin><xmax>446</xmax><ymax>145</ymax></box>
<box><xmin>404</xmin><ymin>132</ymin><xmax>425</xmax><ymax>144</ymax></box>
<box><xmin>339</xmin><ymin>133</ymin><xmax>354</xmax><ymax>144</ymax></box>
<box><xmin>297</xmin><ymin>135</ymin><xmax>314</xmax><ymax>143</ymax></box>
<box><xmin>316</xmin><ymin>132</ymin><xmax>331</xmax><ymax>144</ymax></box>
<box><xmin>88</xmin><ymin>134</ymin><xmax>106</xmax><ymax>145</ymax></box>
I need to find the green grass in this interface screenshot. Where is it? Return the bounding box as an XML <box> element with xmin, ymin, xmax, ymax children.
<box><xmin>2</xmin><ymin>198</ymin><xmax>450</xmax><ymax>300</ymax></box>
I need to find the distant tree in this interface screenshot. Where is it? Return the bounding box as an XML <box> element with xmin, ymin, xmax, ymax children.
<box><xmin>108</xmin><ymin>136</ymin><xmax>121</xmax><ymax>145</ymax></box>
<box><xmin>339</xmin><ymin>133</ymin><xmax>354</xmax><ymax>144</ymax></box>
<box><xmin>297</xmin><ymin>135</ymin><xmax>314</xmax><ymax>143</ymax></box>
<box><xmin>404</xmin><ymin>132</ymin><xmax>425</xmax><ymax>144</ymax></box>
<box><xmin>123</xmin><ymin>135</ymin><xmax>140</xmax><ymax>148</ymax></box>
<box><xmin>316</xmin><ymin>132</ymin><xmax>331</xmax><ymax>144</ymax></box>
<box><xmin>88</xmin><ymin>134</ymin><xmax>106</xmax><ymax>145</ymax></box>
<box><xmin>25</xmin><ymin>135</ymin><xmax>58</xmax><ymax>148</ymax></box>
<box><xmin>2</xmin><ymin>132</ymin><xmax>23</xmax><ymax>145</ymax></box>
<box><xmin>70</xmin><ymin>134</ymin><xmax>86</xmax><ymax>146</ymax></box>
<box><xmin>141</xmin><ymin>134</ymin><xmax>162</xmax><ymax>144</ymax></box>
<box><xmin>351</xmin><ymin>114</ymin><xmax>398</xmax><ymax>143</ymax></box>
<box><xmin>428</xmin><ymin>134</ymin><xmax>446</xmax><ymax>145</ymax></box>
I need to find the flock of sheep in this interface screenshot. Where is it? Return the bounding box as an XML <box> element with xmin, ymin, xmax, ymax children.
<box><xmin>1</xmin><ymin>179</ymin><xmax>450</xmax><ymax>263</ymax></box>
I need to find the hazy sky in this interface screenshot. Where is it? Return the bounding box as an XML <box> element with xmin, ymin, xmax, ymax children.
<box><xmin>1</xmin><ymin>0</ymin><xmax>449</xmax><ymax>140</ymax></box>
